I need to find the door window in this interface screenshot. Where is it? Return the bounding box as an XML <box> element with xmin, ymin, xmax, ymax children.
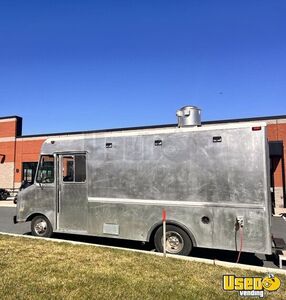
<box><xmin>62</xmin><ymin>154</ymin><xmax>86</xmax><ymax>183</ymax></box>
<box><xmin>62</xmin><ymin>156</ymin><xmax>74</xmax><ymax>182</ymax></box>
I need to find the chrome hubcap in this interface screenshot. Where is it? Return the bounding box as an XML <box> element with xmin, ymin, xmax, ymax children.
<box><xmin>162</xmin><ymin>231</ymin><xmax>184</xmax><ymax>254</ymax></box>
<box><xmin>34</xmin><ymin>219</ymin><xmax>47</xmax><ymax>235</ymax></box>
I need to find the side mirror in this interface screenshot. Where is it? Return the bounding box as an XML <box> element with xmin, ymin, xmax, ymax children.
<box><xmin>37</xmin><ymin>172</ymin><xmax>44</xmax><ymax>189</ymax></box>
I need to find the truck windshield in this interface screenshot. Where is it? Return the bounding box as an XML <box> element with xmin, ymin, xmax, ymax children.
<box><xmin>36</xmin><ymin>155</ymin><xmax>54</xmax><ymax>183</ymax></box>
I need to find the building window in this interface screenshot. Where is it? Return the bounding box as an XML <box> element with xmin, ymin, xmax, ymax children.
<box><xmin>22</xmin><ymin>162</ymin><xmax>38</xmax><ymax>183</ymax></box>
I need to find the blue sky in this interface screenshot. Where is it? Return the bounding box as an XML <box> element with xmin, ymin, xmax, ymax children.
<box><xmin>0</xmin><ymin>0</ymin><xmax>285</xmax><ymax>135</ymax></box>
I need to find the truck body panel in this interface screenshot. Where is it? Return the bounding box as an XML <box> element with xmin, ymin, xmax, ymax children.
<box><xmin>16</xmin><ymin>122</ymin><xmax>272</xmax><ymax>254</ymax></box>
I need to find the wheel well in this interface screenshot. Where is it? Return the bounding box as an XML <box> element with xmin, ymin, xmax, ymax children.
<box><xmin>26</xmin><ymin>213</ymin><xmax>45</xmax><ymax>222</ymax></box>
<box><xmin>148</xmin><ymin>221</ymin><xmax>197</xmax><ymax>247</ymax></box>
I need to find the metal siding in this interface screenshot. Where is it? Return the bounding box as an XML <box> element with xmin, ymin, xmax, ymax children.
<box><xmin>87</xmin><ymin>129</ymin><xmax>266</xmax><ymax>205</ymax></box>
<box><xmin>17</xmin><ymin>184</ymin><xmax>56</xmax><ymax>228</ymax></box>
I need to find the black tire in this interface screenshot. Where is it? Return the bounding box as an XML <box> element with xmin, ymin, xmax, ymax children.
<box><xmin>31</xmin><ymin>215</ymin><xmax>53</xmax><ymax>237</ymax></box>
<box><xmin>0</xmin><ymin>193</ymin><xmax>5</xmax><ymax>200</ymax></box>
<box><xmin>154</xmin><ymin>224</ymin><xmax>193</xmax><ymax>256</ymax></box>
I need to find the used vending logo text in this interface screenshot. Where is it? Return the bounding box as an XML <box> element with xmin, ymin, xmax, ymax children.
<box><xmin>222</xmin><ymin>274</ymin><xmax>281</xmax><ymax>298</ymax></box>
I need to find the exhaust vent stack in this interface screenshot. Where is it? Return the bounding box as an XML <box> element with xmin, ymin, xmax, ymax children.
<box><xmin>176</xmin><ymin>106</ymin><xmax>201</xmax><ymax>127</ymax></box>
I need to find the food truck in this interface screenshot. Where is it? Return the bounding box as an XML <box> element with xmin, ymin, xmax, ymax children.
<box><xmin>14</xmin><ymin>106</ymin><xmax>272</xmax><ymax>256</ymax></box>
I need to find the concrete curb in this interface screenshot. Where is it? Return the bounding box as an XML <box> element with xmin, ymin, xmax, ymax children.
<box><xmin>1</xmin><ymin>231</ymin><xmax>286</xmax><ymax>275</ymax></box>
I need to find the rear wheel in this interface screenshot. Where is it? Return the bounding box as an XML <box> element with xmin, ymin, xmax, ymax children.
<box><xmin>31</xmin><ymin>215</ymin><xmax>53</xmax><ymax>237</ymax></box>
<box><xmin>154</xmin><ymin>224</ymin><xmax>193</xmax><ymax>256</ymax></box>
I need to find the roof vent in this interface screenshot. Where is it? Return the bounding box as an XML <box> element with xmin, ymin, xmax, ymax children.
<box><xmin>176</xmin><ymin>106</ymin><xmax>201</xmax><ymax>127</ymax></box>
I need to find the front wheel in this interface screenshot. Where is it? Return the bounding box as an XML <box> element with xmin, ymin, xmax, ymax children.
<box><xmin>31</xmin><ymin>215</ymin><xmax>53</xmax><ymax>237</ymax></box>
<box><xmin>154</xmin><ymin>225</ymin><xmax>193</xmax><ymax>256</ymax></box>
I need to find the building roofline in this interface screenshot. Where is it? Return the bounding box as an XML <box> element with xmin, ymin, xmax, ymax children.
<box><xmin>202</xmin><ymin>115</ymin><xmax>286</xmax><ymax>125</ymax></box>
<box><xmin>19</xmin><ymin>123</ymin><xmax>176</xmax><ymax>138</ymax></box>
<box><xmin>0</xmin><ymin>115</ymin><xmax>22</xmax><ymax>121</ymax></box>
<box><xmin>17</xmin><ymin>114</ymin><xmax>286</xmax><ymax>139</ymax></box>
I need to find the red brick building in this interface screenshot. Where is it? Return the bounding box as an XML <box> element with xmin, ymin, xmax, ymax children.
<box><xmin>0</xmin><ymin>115</ymin><xmax>285</xmax><ymax>213</ymax></box>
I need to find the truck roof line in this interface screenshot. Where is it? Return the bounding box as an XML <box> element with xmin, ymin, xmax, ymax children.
<box><xmin>43</xmin><ymin>121</ymin><xmax>267</xmax><ymax>143</ymax></box>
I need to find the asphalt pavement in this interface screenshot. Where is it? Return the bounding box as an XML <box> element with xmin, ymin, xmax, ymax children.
<box><xmin>1</xmin><ymin>201</ymin><xmax>286</xmax><ymax>269</ymax></box>
<box><xmin>0</xmin><ymin>205</ymin><xmax>30</xmax><ymax>234</ymax></box>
